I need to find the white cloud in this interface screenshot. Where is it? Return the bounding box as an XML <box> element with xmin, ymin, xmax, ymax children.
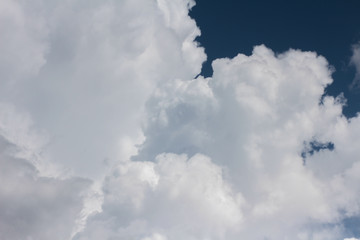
<box><xmin>0</xmin><ymin>0</ymin><xmax>206</xmax><ymax>238</ymax></box>
<box><xmin>2</xmin><ymin>0</ymin><xmax>360</xmax><ymax>240</ymax></box>
<box><xmin>75</xmin><ymin>153</ymin><xmax>243</xmax><ymax>240</ymax></box>
<box><xmin>0</xmin><ymin>0</ymin><xmax>206</xmax><ymax>179</ymax></box>
<box><xmin>81</xmin><ymin>45</ymin><xmax>360</xmax><ymax>239</ymax></box>
<box><xmin>0</xmin><ymin>0</ymin><xmax>48</xmax><ymax>83</ymax></box>
<box><xmin>0</xmin><ymin>103</ymin><xmax>91</xmax><ymax>240</ymax></box>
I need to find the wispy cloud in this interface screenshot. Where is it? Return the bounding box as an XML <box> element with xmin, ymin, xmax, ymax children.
<box><xmin>350</xmin><ymin>43</ymin><xmax>360</xmax><ymax>89</ymax></box>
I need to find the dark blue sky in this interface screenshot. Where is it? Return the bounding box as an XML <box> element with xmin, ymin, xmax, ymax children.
<box><xmin>189</xmin><ymin>0</ymin><xmax>360</xmax><ymax>117</ymax></box>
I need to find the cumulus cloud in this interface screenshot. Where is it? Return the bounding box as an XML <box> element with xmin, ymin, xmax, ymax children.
<box><xmin>75</xmin><ymin>153</ymin><xmax>243</xmax><ymax>240</ymax></box>
<box><xmin>78</xmin><ymin>45</ymin><xmax>360</xmax><ymax>239</ymax></box>
<box><xmin>0</xmin><ymin>103</ymin><xmax>91</xmax><ymax>240</ymax></box>
<box><xmin>0</xmin><ymin>0</ymin><xmax>205</xmax><ymax>179</ymax></box>
<box><xmin>2</xmin><ymin>0</ymin><xmax>360</xmax><ymax>240</ymax></box>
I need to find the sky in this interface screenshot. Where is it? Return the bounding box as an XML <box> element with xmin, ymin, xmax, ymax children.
<box><xmin>1</xmin><ymin>0</ymin><xmax>360</xmax><ymax>240</ymax></box>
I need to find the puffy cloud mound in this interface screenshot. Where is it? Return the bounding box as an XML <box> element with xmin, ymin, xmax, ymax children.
<box><xmin>77</xmin><ymin>45</ymin><xmax>360</xmax><ymax>239</ymax></box>
<box><xmin>1</xmin><ymin>0</ymin><xmax>360</xmax><ymax>240</ymax></box>
<box><xmin>76</xmin><ymin>153</ymin><xmax>243</xmax><ymax>240</ymax></box>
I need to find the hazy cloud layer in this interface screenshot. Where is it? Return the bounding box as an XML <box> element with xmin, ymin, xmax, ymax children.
<box><xmin>1</xmin><ymin>0</ymin><xmax>360</xmax><ymax>240</ymax></box>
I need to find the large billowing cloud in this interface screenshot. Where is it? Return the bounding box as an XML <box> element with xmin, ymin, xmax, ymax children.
<box><xmin>0</xmin><ymin>0</ymin><xmax>205</xmax><ymax>179</ymax></box>
<box><xmin>1</xmin><ymin>0</ymin><xmax>360</xmax><ymax>240</ymax></box>
<box><xmin>0</xmin><ymin>0</ymin><xmax>205</xmax><ymax>238</ymax></box>
<box><xmin>76</xmin><ymin>45</ymin><xmax>360</xmax><ymax>240</ymax></box>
